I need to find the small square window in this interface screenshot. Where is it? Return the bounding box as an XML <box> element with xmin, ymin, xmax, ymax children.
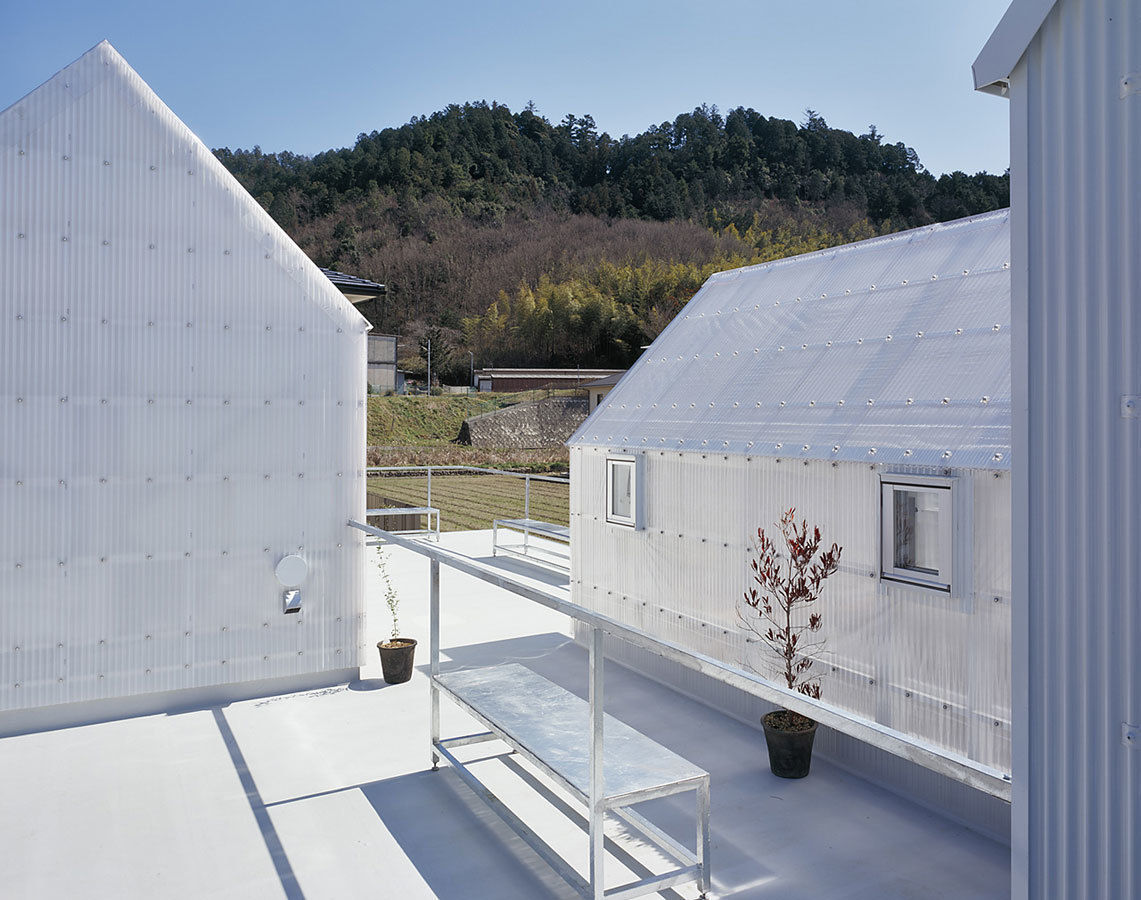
<box><xmin>606</xmin><ymin>456</ymin><xmax>639</xmax><ymax>528</ymax></box>
<box><xmin>881</xmin><ymin>478</ymin><xmax>953</xmax><ymax>591</ymax></box>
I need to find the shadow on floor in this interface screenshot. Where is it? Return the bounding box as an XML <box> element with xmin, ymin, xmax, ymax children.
<box><xmin>417</xmin><ymin>631</ymin><xmax>575</xmax><ymax>676</ymax></box>
<box><xmin>212</xmin><ymin>707</ymin><xmax>306</xmax><ymax>899</ymax></box>
<box><xmin>346</xmin><ymin>677</ymin><xmax>390</xmax><ymax>692</ymax></box>
<box><xmin>435</xmin><ymin>633</ymin><xmax>1008</xmax><ymax>899</ymax></box>
<box><xmin>469</xmin><ymin>552</ymin><xmax>571</xmax><ymax>589</ymax></box>
<box><xmin>360</xmin><ymin>768</ymin><xmax>578</xmax><ymax>899</ymax></box>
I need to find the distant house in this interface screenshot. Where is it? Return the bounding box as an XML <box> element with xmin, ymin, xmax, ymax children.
<box><xmin>320</xmin><ymin>266</ymin><xmax>385</xmax><ymax>308</ymax></box>
<box><xmin>569</xmin><ymin>211</ymin><xmax>1013</xmax><ymax>836</ymax></box>
<box><xmin>320</xmin><ymin>268</ymin><xmax>399</xmax><ymax>393</ymax></box>
<box><xmin>0</xmin><ymin>42</ymin><xmax>368</xmax><ymax>733</ymax></box>
<box><xmin>582</xmin><ymin>372</ymin><xmax>625</xmax><ymax>410</ymax></box>
<box><xmin>475</xmin><ymin>368</ymin><xmax>624</xmax><ymax>393</ymax></box>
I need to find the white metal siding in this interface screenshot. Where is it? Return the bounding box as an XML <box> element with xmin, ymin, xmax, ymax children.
<box><xmin>0</xmin><ymin>43</ymin><xmax>368</xmax><ymax>715</ymax></box>
<box><xmin>571</xmin><ymin>446</ymin><xmax>1011</xmax><ymax>774</ymax></box>
<box><xmin>1010</xmin><ymin>1</ymin><xmax>1141</xmax><ymax>896</ymax></box>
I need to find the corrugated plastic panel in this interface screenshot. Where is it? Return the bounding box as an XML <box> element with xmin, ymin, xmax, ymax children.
<box><xmin>571</xmin><ymin>212</ymin><xmax>1011</xmax><ymax>470</ymax></box>
<box><xmin>0</xmin><ymin>42</ymin><xmax>368</xmax><ymax>714</ymax></box>
<box><xmin>570</xmin><ymin>446</ymin><xmax>1011</xmax><ymax>775</ymax></box>
<box><xmin>1007</xmin><ymin>0</ymin><xmax>1140</xmax><ymax>895</ymax></box>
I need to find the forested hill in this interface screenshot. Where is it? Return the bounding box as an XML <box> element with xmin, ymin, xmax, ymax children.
<box><xmin>214</xmin><ymin>103</ymin><xmax>1007</xmax><ymax>379</ymax></box>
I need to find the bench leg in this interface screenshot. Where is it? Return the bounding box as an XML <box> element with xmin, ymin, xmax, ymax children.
<box><xmin>697</xmin><ymin>776</ymin><xmax>711</xmax><ymax>897</ymax></box>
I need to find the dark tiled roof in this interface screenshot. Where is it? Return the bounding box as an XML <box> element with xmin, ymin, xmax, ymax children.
<box><xmin>320</xmin><ymin>267</ymin><xmax>385</xmax><ymax>293</ymax></box>
<box><xmin>582</xmin><ymin>373</ymin><xmax>625</xmax><ymax>388</ymax></box>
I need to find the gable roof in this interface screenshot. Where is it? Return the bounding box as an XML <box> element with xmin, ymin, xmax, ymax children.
<box><xmin>973</xmin><ymin>0</ymin><xmax>1060</xmax><ymax>94</ymax></box>
<box><xmin>569</xmin><ymin>211</ymin><xmax>1012</xmax><ymax>470</ymax></box>
<box><xmin>0</xmin><ymin>40</ymin><xmax>368</xmax><ymax>333</ymax></box>
<box><xmin>582</xmin><ymin>373</ymin><xmax>625</xmax><ymax>389</ymax></box>
<box><xmin>321</xmin><ymin>267</ymin><xmax>386</xmax><ymax>299</ymax></box>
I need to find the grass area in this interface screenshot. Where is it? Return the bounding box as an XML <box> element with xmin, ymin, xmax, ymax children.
<box><xmin>366</xmin><ymin>445</ymin><xmax>567</xmax><ymax>473</ymax></box>
<box><xmin>366</xmin><ymin>391</ymin><xmax>572</xmax><ymax>472</ymax></box>
<box><xmin>367</xmin><ymin>473</ymin><xmax>569</xmax><ymax>532</ymax></box>
<box><xmin>367</xmin><ymin>390</ymin><xmax>576</xmax><ymax>446</ymax></box>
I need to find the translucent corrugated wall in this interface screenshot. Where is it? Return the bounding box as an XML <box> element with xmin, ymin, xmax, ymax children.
<box><xmin>0</xmin><ymin>42</ymin><xmax>368</xmax><ymax>716</ymax></box>
<box><xmin>572</xmin><ymin>212</ymin><xmax>1011</xmax><ymax>470</ymax></box>
<box><xmin>571</xmin><ymin>446</ymin><xmax>1011</xmax><ymax>774</ymax></box>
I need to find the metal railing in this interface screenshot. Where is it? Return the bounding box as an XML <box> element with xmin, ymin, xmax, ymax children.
<box><xmin>351</xmin><ymin>517</ymin><xmax>709</xmax><ymax>899</ymax></box>
<box><xmin>366</xmin><ymin>465</ymin><xmax>570</xmax><ymax>532</ymax></box>
<box><xmin>347</xmin><ymin>519</ymin><xmax>1012</xmax><ymax>802</ymax></box>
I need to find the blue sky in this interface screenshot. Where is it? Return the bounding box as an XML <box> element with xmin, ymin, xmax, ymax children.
<box><xmin>1</xmin><ymin>0</ymin><xmax>1010</xmax><ymax>177</ymax></box>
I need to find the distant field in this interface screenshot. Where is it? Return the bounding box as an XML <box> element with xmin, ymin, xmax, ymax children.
<box><xmin>366</xmin><ymin>473</ymin><xmax>569</xmax><ymax>532</ymax></box>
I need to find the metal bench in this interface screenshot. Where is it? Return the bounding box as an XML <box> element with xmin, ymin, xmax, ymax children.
<box><xmin>432</xmin><ymin>658</ymin><xmax>710</xmax><ymax>899</ymax></box>
<box><xmin>492</xmin><ymin>517</ymin><xmax>570</xmax><ymax>571</ymax></box>
<box><xmin>365</xmin><ymin>506</ymin><xmax>440</xmax><ymax>541</ymax></box>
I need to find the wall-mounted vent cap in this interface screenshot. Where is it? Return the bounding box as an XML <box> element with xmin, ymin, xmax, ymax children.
<box><xmin>276</xmin><ymin>555</ymin><xmax>308</xmax><ymax>614</ymax></box>
<box><xmin>275</xmin><ymin>554</ymin><xmax>308</xmax><ymax>587</ymax></box>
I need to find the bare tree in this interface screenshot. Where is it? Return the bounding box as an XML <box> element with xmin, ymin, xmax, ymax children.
<box><xmin>740</xmin><ymin>508</ymin><xmax>842</xmax><ymax>701</ymax></box>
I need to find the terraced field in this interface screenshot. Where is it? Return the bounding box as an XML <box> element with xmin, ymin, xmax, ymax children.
<box><xmin>366</xmin><ymin>472</ymin><xmax>569</xmax><ymax>532</ymax></box>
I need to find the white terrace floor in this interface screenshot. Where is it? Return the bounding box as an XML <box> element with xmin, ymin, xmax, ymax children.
<box><xmin>0</xmin><ymin>531</ymin><xmax>1010</xmax><ymax>899</ymax></box>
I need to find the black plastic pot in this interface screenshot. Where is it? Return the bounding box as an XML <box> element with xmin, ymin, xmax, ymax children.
<box><xmin>762</xmin><ymin>710</ymin><xmax>819</xmax><ymax>778</ymax></box>
<box><xmin>378</xmin><ymin>638</ymin><xmax>417</xmax><ymax>684</ymax></box>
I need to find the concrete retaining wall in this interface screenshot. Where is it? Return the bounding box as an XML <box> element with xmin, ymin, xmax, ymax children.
<box><xmin>459</xmin><ymin>397</ymin><xmax>588</xmax><ymax>449</ymax></box>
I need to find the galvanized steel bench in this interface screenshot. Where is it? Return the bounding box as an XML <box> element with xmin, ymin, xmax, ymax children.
<box><xmin>432</xmin><ymin>660</ymin><xmax>710</xmax><ymax>899</ymax></box>
<box><xmin>492</xmin><ymin>517</ymin><xmax>571</xmax><ymax>571</ymax></box>
<box><xmin>365</xmin><ymin>506</ymin><xmax>440</xmax><ymax>540</ymax></box>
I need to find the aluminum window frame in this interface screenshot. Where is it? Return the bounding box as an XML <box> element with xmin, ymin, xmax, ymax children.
<box><xmin>605</xmin><ymin>455</ymin><xmax>639</xmax><ymax>529</ymax></box>
<box><xmin>880</xmin><ymin>475</ymin><xmax>955</xmax><ymax>593</ymax></box>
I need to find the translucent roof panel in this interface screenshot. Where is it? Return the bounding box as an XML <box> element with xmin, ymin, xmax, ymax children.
<box><xmin>570</xmin><ymin>211</ymin><xmax>1011</xmax><ymax>469</ymax></box>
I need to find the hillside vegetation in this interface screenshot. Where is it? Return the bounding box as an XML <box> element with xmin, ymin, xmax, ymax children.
<box><xmin>366</xmin><ymin>393</ymin><xmax>569</xmax><ymax>472</ymax></box>
<box><xmin>217</xmin><ymin>102</ymin><xmax>1008</xmax><ymax>374</ymax></box>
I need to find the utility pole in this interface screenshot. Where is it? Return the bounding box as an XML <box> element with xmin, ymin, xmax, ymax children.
<box><xmin>426</xmin><ymin>338</ymin><xmax>431</xmax><ymax>396</ymax></box>
<box><xmin>469</xmin><ymin>351</ymin><xmax>474</xmax><ymax>392</ymax></box>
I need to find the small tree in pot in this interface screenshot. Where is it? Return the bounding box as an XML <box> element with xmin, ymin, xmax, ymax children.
<box><xmin>376</xmin><ymin>547</ymin><xmax>417</xmax><ymax>684</ymax></box>
<box><xmin>740</xmin><ymin>508</ymin><xmax>842</xmax><ymax>778</ymax></box>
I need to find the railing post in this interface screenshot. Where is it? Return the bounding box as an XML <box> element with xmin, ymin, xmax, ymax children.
<box><xmin>426</xmin><ymin>468</ymin><xmax>432</xmax><ymax>516</ymax></box>
<box><xmin>430</xmin><ymin>557</ymin><xmax>440</xmax><ymax>770</ymax></box>
<box><xmin>588</xmin><ymin>625</ymin><xmax>605</xmax><ymax>900</ymax></box>
<box><xmin>524</xmin><ymin>475</ymin><xmax>531</xmax><ymax>553</ymax></box>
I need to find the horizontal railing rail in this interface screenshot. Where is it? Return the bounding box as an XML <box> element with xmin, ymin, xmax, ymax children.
<box><xmin>347</xmin><ymin>519</ymin><xmax>1012</xmax><ymax>801</ymax></box>
<box><xmin>367</xmin><ymin>464</ymin><xmax>569</xmax><ymax>484</ymax></box>
<box><xmin>366</xmin><ymin>465</ymin><xmax>569</xmax><ymax>533</ymax></box>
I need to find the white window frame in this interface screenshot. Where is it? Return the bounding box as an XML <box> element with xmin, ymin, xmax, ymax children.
<box><xmin>605</xmin><ymin>454</ymin><xmax>640</xmax><ymax>529</ymax></box>
<box><xmin>880</xmin><ymin>475</ymin><xmax>954</xmax><ymax>593</ymax></box>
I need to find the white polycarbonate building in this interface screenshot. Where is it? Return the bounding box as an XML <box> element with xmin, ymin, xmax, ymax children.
<box><xmin>569</xmin><ymin>210</ymin><xmax>1013</xmax><ymax>835</ymax></box>
<box><xmin>0</xmin><ymin>42</ymin><xmax>368</xmax><ymax>734</ymax></box>
<box><xmin>976</xmin><ymin>1</ymin><xmax>1140</xmax><ymax>896</ymax></box>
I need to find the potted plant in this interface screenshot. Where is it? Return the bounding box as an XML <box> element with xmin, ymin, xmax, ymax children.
<box><xmin>740</xmin><ymin>508</ymin><xmax>842</xmax><ymax>778</ymax></box>
<box><xmin>376</xmin><ymin>547</ymin><xmax>417</xmax><ymax>684</ymax></box>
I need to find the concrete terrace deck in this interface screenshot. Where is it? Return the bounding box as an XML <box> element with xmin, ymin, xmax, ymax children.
<box><xmin>0</xmin><ymin>531</ymin><xmax>1010</xmax><ymax>899</ymax></box>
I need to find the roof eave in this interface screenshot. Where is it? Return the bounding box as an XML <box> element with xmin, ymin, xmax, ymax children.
<box><xmin>972</xmin><ymin>0</ymin><xmax>1059</xmax><ymax>94</ymax></box>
